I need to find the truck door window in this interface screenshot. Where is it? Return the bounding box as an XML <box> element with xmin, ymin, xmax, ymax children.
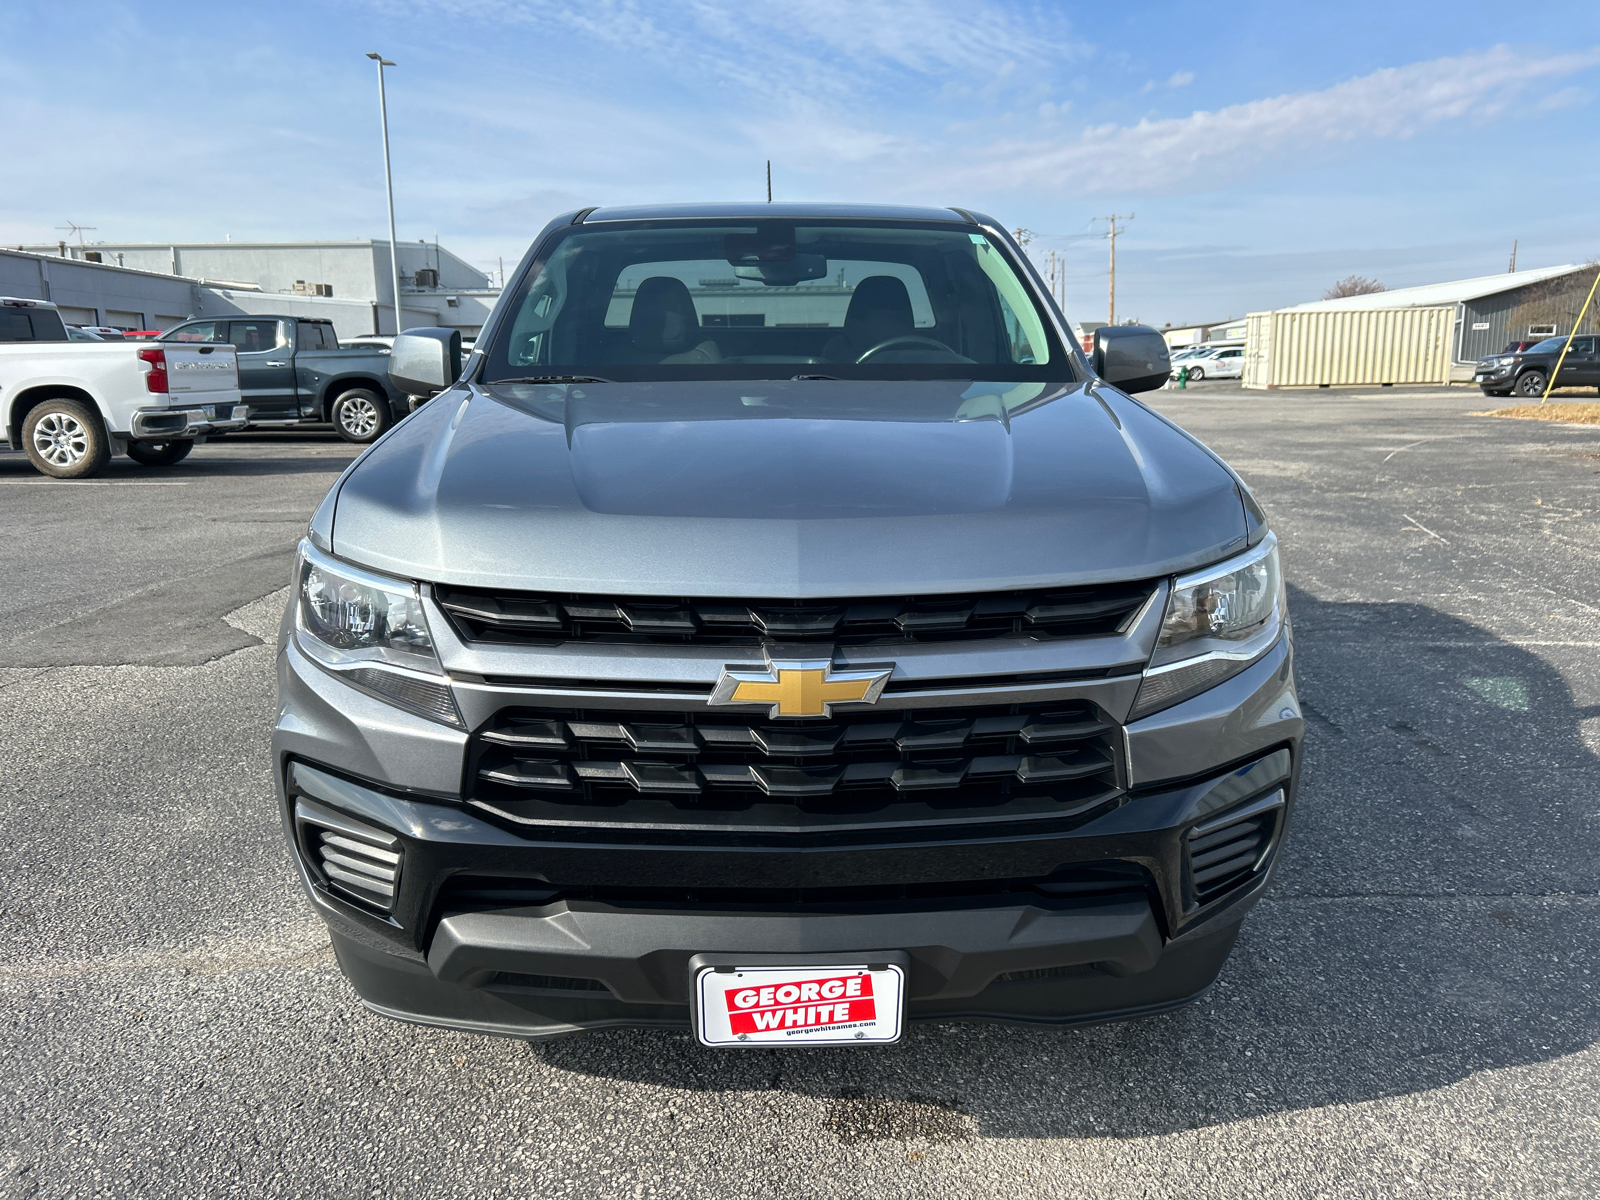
<box><xmin>296</xmin><ymin>322</ymin><xmax>333</xmax><ymax>350</ymax></box>
<box><xmin>228</xmin><ymin>321</ymin><xmax>282</xmax><ymax>353</ymax></box>
<box><xmin>167</xmin><ymin>321</ymin><xmax>227</xmax><ymax>343</ymax></box>
<box><xmin>0</xmin><ymin>309</ymin><xmax>68</xmax><ymax>342</ymax></box>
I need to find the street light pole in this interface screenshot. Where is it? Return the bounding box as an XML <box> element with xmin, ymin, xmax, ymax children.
<box><xmin>366</xmin><ymin>52</ymin><xmax>402</xmax><ymax>338</ymax></box>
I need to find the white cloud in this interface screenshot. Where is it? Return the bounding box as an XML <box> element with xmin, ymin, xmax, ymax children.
<box><xmin>1167</xmin><ymin>70</ymin><xmax>1194</xmax><ymax>88</ymax></box>
<box><xmin>381</xmin><ymin>0</ymin><xmax>1084</xmax><ymax>101</ymax></box>
<box><xmin>934</xmin><ymin>44</ymin><xmax>1600</xmax><ymax>196</ymax></box>
<box><xmin>1537</xmin><ymin>85</ymin><xmax>1590</xmax><ymax>112</ymax></box>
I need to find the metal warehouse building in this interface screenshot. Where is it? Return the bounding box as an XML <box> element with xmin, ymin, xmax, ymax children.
<box><xmin>1243</xmin><ymin>263</ymin><xmax>1595</xmax><ymax>389</ymax></box>
<box><xmin>5</xmin><ymin>239</ymin><xmax>500</xmax><ymax>338</ymax></box>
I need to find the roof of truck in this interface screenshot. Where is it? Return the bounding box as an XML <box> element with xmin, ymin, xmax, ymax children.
<box><xmin>579</xmin><ymin>202</ymin><xmax>986</xmax><ymax>225</ymax></box>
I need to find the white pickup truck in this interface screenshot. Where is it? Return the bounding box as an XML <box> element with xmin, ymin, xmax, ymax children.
<box><xmin>1</xmin><ymin>296</ymin><xmax>247</xmax><ymax>478</ymax></box>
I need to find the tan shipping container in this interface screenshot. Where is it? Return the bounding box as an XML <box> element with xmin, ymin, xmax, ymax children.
<box><xmin>1242</xmin><ymin>305</ymin><xmax>1453</xmax><ymax>389</ymax></box>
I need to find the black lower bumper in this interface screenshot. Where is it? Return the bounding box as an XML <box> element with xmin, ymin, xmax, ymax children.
<box><xmin>283</xmin><ymin>745</ymin><xmax>1293</xmax><ymax>1040</ymax></box>
<box><xmin>333</xmin><ymin>917</ymin><xmax>1241</xmax><ymax>1040</ymax></box>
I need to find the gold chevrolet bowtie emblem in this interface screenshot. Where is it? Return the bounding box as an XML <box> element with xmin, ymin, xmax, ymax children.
<box><xmin>709</xmin><ymin>656</ymin><xmax>892</xmax><ymax>719</ymax></box>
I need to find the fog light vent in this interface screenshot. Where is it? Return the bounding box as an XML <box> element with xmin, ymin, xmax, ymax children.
<box><xmin>1186</xmin><ymin>789</ymin><xmax>1284</xmax><ymax>905</ymax></box>
<box><xmin>295</xmin><ymin>798</ymin><xmax>402</xmax><ymax>911</ymax></box>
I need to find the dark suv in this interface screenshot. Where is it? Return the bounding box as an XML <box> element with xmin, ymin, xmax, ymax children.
<box><xmin>1475</xmin><ymin>334</ymin><xmax>1600</xmax><ymax>398</ymax></box>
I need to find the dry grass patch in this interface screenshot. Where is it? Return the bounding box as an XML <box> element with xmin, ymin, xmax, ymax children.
<box><xmin>1473</xmin><ymin>403</ymin><xmax>1600</xmax><ymax>425</ymax></box>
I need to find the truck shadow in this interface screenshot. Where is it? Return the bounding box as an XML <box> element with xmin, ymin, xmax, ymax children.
<box><xmin>0</xmin><ymin>438</ymin><xmax>358</xmax><ymax>481</ymax></box>
<box><xmin>536</xmin><ymin>586</ymin><xmax>1600</xmax><ymax>1139</ymax></box>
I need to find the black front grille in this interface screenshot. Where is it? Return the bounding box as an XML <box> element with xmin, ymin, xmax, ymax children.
<box><xmin>436</xmin><ymin>861</ymin><xmax>1151</xmax><ymax>914</ymax></box>
<box><xmin>434</xmin><ymin>580</ymin><xmax>1155</xmax><ymax>648</ymax></box>
<box><xmin>467</xmin><ymin>699</ymin><xmax>1122</xmax><ymax>830</ymax></box>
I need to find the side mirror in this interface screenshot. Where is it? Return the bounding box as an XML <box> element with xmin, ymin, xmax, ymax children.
<box><xmin>1092</xmin><ymin>325</ymin><xmax>1171</xmax><ymax>393</ymax></box>
<box><xmin>388</xmin><ymin>327</ymin><xmax>462</xmax><ymax>399</ymax></box>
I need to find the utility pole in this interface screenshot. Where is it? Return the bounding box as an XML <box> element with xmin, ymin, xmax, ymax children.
<box><xmin>1508</xmin><ymin>238</ymin><xmax>1518</xmax><ymax>273</ymax></box>
<box><xmin>766</xmin><ymin>160</ymin><xmax>772</xmax><ymax>203</ymax></box>
<box><xmin>1094</xmin><ymin>214</ymin><xmax>1133</xmax><ymax>325</ymax></box>
<box><xmin>366</xmin><ymin>52</ymin><xmax>402</xmax><ymax>338</ymax></box>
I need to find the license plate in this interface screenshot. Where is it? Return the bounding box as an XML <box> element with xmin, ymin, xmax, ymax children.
<box><xmin>694</xmin><ymin>964</ymin><xmax>905</xmax><ymax>1047</ymax></box>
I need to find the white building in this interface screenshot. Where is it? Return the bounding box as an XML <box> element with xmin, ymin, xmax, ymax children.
<box><xmin>10</xmin><ymin>239</ymin><xmax>500</xmax><ymax>338</ymax></box>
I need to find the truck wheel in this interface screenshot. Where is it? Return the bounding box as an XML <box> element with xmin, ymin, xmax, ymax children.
<box><xmin>23</xmin><ymin>398</ymin><xmax>111</xmax><ymax>479</ymax></box>
<box><xmin>331</xmin><ymin>389</ymin><xmax>391</xmax><ymax>444</ymax></box>
<box><xmin>126</xmin><ymin>438</ymin><xmax>194</xmax><ymax>467</ymax></box>
<box><xmin>1516</xmin><ymin>370</ymin><xmax>1548</xmax><ymax>398</ymax></box>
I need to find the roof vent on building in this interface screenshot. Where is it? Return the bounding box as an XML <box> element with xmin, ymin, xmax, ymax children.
<box><xmin>291</xmin><ymin>280</ymin><xmax>334</xmax><ymax>297</ymax></box>
<box><xmin>415</xmin><ymin>268</ymin><xmax>439</xmax><ymax>289</ymax></box>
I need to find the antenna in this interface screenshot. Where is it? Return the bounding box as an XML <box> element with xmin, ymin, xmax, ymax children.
<box><xmin>766</xmin><ymin>160</ymin><xmax>772</xmax><ymax>203</ymax></box>
<box><xmin>55</xmin><ymin>221</ymin><xmax>96</xmax><ymax>246</ymax></box>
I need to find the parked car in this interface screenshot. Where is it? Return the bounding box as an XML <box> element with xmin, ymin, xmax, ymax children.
<box><xmin>1</xmin><ymin>296</ymin><xmax>245</xmax><ymax>478</ymax></box>
<box><xmin>122</xmin><ymin>330</ymin><xmax>165</xmax><ymax>341</ymax></box>
<box><xmin>342</xmin><ymin>335</ymin><xmax>394</xmax><ymax>353</ymax></box>
<box><xmin>1172</xmin><ymin>345</ymin><xmax>1244</xmax><ymax>381</ymax></box>
<box><xmin>1499</xmin><ymin>340</ymin><xmax>1544</xmax><ymax>354</ymax></box>
<box><xmin>74</xmin><ymin>326</ymin><xmax>126</xmax><ymax>340</ymax></box>
<box><xmin>65</xmin><ymin>326</ymin><xmax>106</xmax><ymax>341</ymax></box>
<box><xmin>1474</xmin><ymin>334</ymin><xmax>1599</xmax><ymax>397</ymax></box>
<box><xmin>155</xmin><ymin>316</ymin><xmax>410</xmax><ymax>442</ymax></box>
<box><xmin>275</xmin><ymin>203</ymin><xmax>1300</xmax><ymax>1047</ymax></box>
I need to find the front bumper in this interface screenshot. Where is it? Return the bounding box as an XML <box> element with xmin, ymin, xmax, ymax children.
<box><xmin>274</xmin><ymin>607</ymin><xmax>1303</xmax><ymax>1038</ymax></box>
<box><xmin>129</xmin><ymin>404</ymin><xmax>250</xmax><ymax>439</ymax></box>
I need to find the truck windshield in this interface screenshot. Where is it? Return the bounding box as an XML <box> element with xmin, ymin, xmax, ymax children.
<box><xmin>482</xmin><ymin>220</ymin><xmax>1072</xmax><ymax>383</ymax></box>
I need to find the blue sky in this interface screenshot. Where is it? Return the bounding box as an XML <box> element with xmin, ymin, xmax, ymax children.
<box><xmin>3</xmin><ymin>1</ymin><xmax>1598</xmax><ymax>326</ymax></box>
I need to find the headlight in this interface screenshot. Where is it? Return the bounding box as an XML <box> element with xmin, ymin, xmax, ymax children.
<box><xmin>293</xmin><ymin>539</ymin><xmax>462</xmax><ymax>726</ymax></box>
<box><xmin>1129</xmin><ymin>534</ymin><xmax>1283</xmax><ymax>721</ymax></box>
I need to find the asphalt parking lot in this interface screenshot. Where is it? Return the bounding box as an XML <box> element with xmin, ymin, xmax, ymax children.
<box><xmin>3</xmin><ymin>390</ymin><xmax>1598</xmax><ymax>1199</ymax></box>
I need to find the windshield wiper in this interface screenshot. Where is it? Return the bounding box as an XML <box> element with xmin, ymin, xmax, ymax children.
<box><xmin>490</xmin><ymin>375</ymin><xmax>614</xmax><ymax>385</ymax></box>
<box><xmin>791</xmin><ymin>373</ymin><xmax>840</xmax><ymax>381</ymax></box>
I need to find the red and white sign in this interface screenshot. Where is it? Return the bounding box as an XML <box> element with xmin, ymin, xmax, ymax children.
<box><xmin>695</xmin><ymin>964</ymin><xmax>905</xmax><ymax>1047</ymax></box>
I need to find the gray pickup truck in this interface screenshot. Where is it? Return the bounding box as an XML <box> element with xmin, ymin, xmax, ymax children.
<box><xmin>156</xmin><ymin>316</ymin><xmax>409</xmax><ymax>442</ymax></box>
<box><xmin>275</xmin><ymin>203</ymin><xmax>1301</xmax><ymax>1047</ymax></box>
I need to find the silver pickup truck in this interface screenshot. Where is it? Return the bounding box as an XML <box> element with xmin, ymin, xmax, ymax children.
<box><xmin>275</xmin><ymin>203</ymin><xmax>1302</xmax><ymax>1047</ymax></box>
<box><xmin>1</xmin><ymin>297</ymin><xmax>245</xmax><ymax>477</ymax></box>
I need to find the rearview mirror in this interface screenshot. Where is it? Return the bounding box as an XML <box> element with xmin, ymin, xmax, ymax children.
<box><xmin>1092</xmin><ymin>325</ymin><xmax>1171</xmax><ymax>393</ymax></box>
<box><xmin>732</xmin><ymin>254</ymin><xmax>827</xmax><ymax>286</ymax></box>
<box><xmin>389</xmin><ymin>327</ymin><xmax>462</xmax><ymax>398</ymax></box>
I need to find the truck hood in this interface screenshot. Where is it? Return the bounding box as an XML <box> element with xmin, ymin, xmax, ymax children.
<box><xmin>328</xmin><ymin>379</ymin><xmax>1249</xmax><ymax>595</ymax></box>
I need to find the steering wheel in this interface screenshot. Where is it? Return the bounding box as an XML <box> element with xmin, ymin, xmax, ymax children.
<box><xmin>855</xmin><ymin>335</ymin><xmax>957</xmax><ymax>363</ymax></box>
